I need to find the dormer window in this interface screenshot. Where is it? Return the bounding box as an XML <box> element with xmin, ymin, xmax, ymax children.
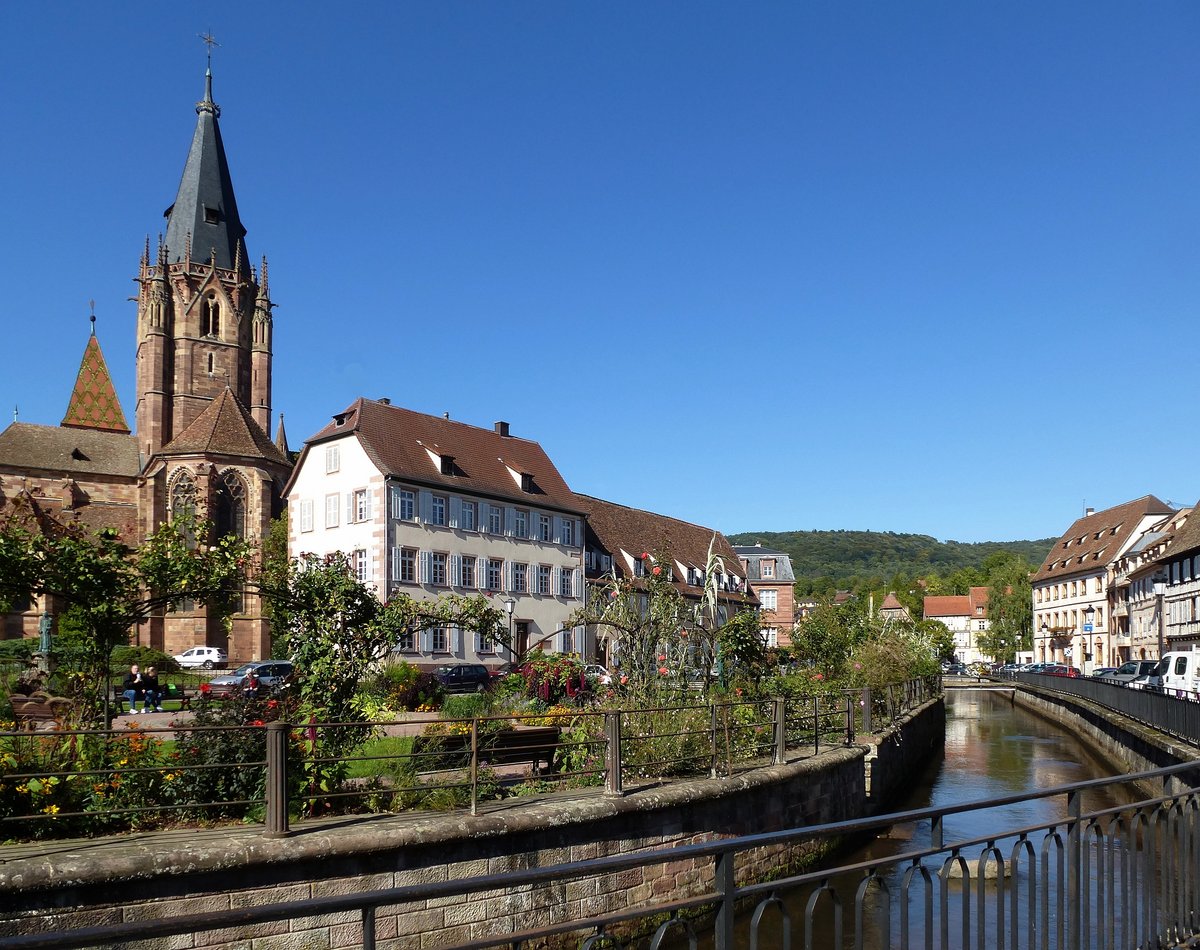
<box><xmin>521</xmin><ymin>472</ymin><xmax>535</xmax><ymax>493</ymax></box>
<box><xmin>203</xmin><ymin>205</ymin><xmax>221</xmax><ymax>225</ymax></box>
<box><xmin>440</xmin><ymin>454</ymin><xmax>455</xmax><ymax>476</ymax></box>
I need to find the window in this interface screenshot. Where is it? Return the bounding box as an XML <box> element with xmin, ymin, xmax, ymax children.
<box><xmin>214</xmin><ymin>472</ymin><xmax>246</xmax><ymax>539</ymax></box>
<box><xmin>1096</xmin><ymin>607</ymin><xmax>1104</xmax><ymax>627</ymax></box>
<box><xmin>977</xmin><ymin>620</ymin><xmax>986</xmax><ymax>630</ymax></box>
<box><xmin>325</xmin><ymin>445</ymin><xmax>340</xmax><ymax>473</ymax></box>
<box><xmin>477</xmin><ymin>631</ymin><xmax>496</xmax><ymax>654</ymax></box>
<box><xmin>431</xmin><ymin>495</ymin><xmax>447</xmax><ymax>526</ymax></box>
<box><xmin>432</xmin><ymin>627</ymin><xmax>449</xmax><ymax>653</ymax></box>
<box><xmin>539</xmin><ymin>514</ymin><xmax>552</xmax><ymax>541</ymax></box>
<box><xmin>354</xmin><ymin>489</ymin><xmax>369</xmax><ymax>523</ymax></box>
<box><xmin>397</xmin><ymin>629</ymin><xmax>415</xmax><ymax>652</ymax></box>
<box><xmin>761</xmin><ymin>628</ymin><xmax>778</xmax><ymax>648</ymax></box>
<box><xmin>353</xmin><ymin>549</ymin><xmax>368</xmax><ymax>583</ymax></box>
<box><xmin>200</xmin><ymin>294</ymin><xmax>220</xmax><ymax>336</ymax></box>
<box><xmin>431</xmin><ymin>553</ymin><xmax>447</xmax><ymax>586</ymax></box>
<box><xmin>487</xmin><ymin>559</ymin><xmax>503</xmax><ymax>591</ymax></box>
<box><xmin>394</xmin><ymin>488</ymin><xmax>415</xmax><ymax>521</ymax></box>
<box><xmin>170</xmin><ymin>473</ymin><xmax>197</xmax><ymax>523</ymax></box>
<box><xmin>536</xmin><ymin>564</ymin><xmax>551</xmax><ymax>595</ymax></box>
<box><xmin>460</xmin><ymin>555</ymin><xmax>476</xmax><ymax>588</ymax></box>
<box><xmin>562</xmin><ymin>519</ymin><xmax>575</xmax><ymax>546</ymax></box>
<box><xmin>299</xmin><ymin>499</ymin><xmax>314</xmax><ymax>533</ymax></box>
<box><xmin>461</xmin><ymin>501</ymin><xmax>476</xmax><ymax>532</ymax></box>
<box><xmin>760</xmin><ymin>589</ymin><xmax>778</xmax><ymax>611</ymax></box>
<box><xmin>325</xmin><ymin>494</ymin><xmax>339</xmax><ymax>528</ymax></box>
<box><xmin>399</xmin><ymin>547</ymin><xmax>416</xmax><ymax>583</ymax></box>
<box><xmin>761</xmin><ymin>560</ymin><xmax>775</xmax><ymax>579</ymax></box>
<box><xmin>488</xmin><ymin>505</ymin><xmax>502</xmax><ymax>534</ymax></box>
<box><xmin>515</xmin><ymin>509</ymin><xmax>528</xmax><ymax>538</ymax></box>
<box><xmin>559</xmin><ymin>568</ymin><xmax>573</xmax><ymax>597</ymax></box>
<box><xmin>561</xmin><ymin>627</ymin><xmax>574</xmax><ymax>654</ymax></box>
<box><xmin>513</xmin><ymin>562</ymin><xmax>528</xmax><ymax>593</ymax></box>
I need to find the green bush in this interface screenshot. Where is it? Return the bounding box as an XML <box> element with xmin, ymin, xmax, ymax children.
<box><xmin>441</xmin><ymin>693</ymin><xmax>491</xmax><ymax>720</ymax></box>
<box><xmin>362</xmin><ymin>661</ymin><xmax>444</xmax><ymax>712</ymax></box>
<box><xmin>0</xmin><ymin>639</ymin><xmax>36</xmax><ymax>663</ymax></box>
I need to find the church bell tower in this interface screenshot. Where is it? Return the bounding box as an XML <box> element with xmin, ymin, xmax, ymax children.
<box><xmin>134</xmin><ymin>69</ymin><xmax>274</xmax><ymax>461</ymax></box>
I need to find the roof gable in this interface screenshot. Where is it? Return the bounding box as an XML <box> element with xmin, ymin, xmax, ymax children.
<box><xmin>61</xmin><ymin>333</ymin><xmax>129</xmax><ymax>434</ymax></box>
<box><xmin>1033</xmin><ymin>495</ymin><xmax>1174</xmax><ymax>582</ymax></box>
<box><xmin>157</xmin><ymin>388</ymin><xmax>288</xmax><ymax>465</ymax></box>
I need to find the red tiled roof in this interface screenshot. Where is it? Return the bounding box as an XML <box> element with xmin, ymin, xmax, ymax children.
<box><xmin>1033</xmin><ymin>495</ymin><xmax>1174</xmax><ymax>582</ymax></box>
<box><xmin>158</xmin><ymin>388</ymin><xmax>289</xmax><ymax>466</ymax></box>
<box><xmin>61</xmin><ymin>333</ymin><xmax>130</xmax><ymax>433</ymax></box>
<box><xmin>297</xmin><ymin>399</ymin><xmax>582</xmax><ymax>515</ymax></box>
<box><xmin>924</xmin><ymin>595</ymin><xmax>972</xmax><ymax>618</ymax></box>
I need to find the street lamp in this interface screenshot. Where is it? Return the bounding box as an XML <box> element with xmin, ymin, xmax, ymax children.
<box><xmin>502</xmin><ymin>596</ymin><xmax>516</xmax><ymax>663</ymax></box>
<box><xmin>1082</xmin><ymin>604</ymin><xmax>1096</xmax><ymax>670</ymax></box>
<box><xmin>1152</xmin><ymin>570</ymin><xmax>1167</xmax><ymax>660</ymax></box>
<box><xmin>1040</xmin><ymin>621</ymin><xmax>1049</xmax><ymax>662</ymax></box>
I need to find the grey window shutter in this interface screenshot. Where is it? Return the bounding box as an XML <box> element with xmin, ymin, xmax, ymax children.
<box><xmin>552</xmin><ymin>566</ymin><xmax>561</xmax><ymax>594</ymax></box>
<box><xmin>574</xmin><ymin>520</ymin><xmax>582</xmax><ymax>548</ymax></box>
<box><xmin>364</xmin><ymin>491</ymin><xmax>373</xmax><ymax>521</ymax></box>
<box><xmin>449</xmin><ymin>497</ymin><xmax>461</xmax><ymax>529</ymax></box>
<box><xmin>450</xmin><ymin>554</ymin><xmax>461</xmax><ymax>586</ymax></box>
<box><xmin>420</xmin><ymin>551</ymin><xmax>431</xmax><ymax>584</ymax></box>
<box><xmin>504</xmin><ymin>506</ymin><xmax>515</xmax><ymax>536</ymax></box>
<box><xmin>419</xmin><ymin>490</ymin><xmax>433</xmax><ymax>524</ymax></box>
<box><xmin>422</xmin><ymin>629</ymin><xmax>433</xmax><ymax>653</ymax></box>
<box><xmin>453</xmin><ymin>627</ymin><xmax>463</xmax><ymax>653</ymax></box>
<box><xmin>505</xmin><ymin>561</ymin><xmax>513</xmax><ymax>591</ymax></box>
<box><xmin>346</xmin><ymin>493</ymin><xmax>355</xmax><ymax>524</ymax></box>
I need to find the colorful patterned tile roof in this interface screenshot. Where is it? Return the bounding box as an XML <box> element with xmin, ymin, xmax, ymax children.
<box><xmin>61</xmin><ymin>333</ymin><xmax>130</xmax><ymax>434</ymax></box>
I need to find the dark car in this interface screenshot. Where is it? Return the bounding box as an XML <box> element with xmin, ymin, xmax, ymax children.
<box><xmin>433</xmin><ymin>664</ymin><xmax>493</xmax><ymax>694</ymax></box>
<box><xmin>944</xmin><ymin>663</ymin><xmax>971</xmax><ymax>676</ymax></box>
<box><xmin>202</xmin><ymin>661</ymin><xmax>295</xmax><ymax>700</ymax></box>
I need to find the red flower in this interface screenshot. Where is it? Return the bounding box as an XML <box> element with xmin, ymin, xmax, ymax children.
<box><xmin>641</xmin><ymin>552</ymin><xmax>650</xmax><ymax>560</ymax></box>
<box><xmin>652</xmin><ymin>566</ymin><xmax>661</xmax><ymax>575</ymax></box>
<box><xmin>658</xmin><ymin>667</ymin><xmax>669</xmax><ymax>675</ymax></box>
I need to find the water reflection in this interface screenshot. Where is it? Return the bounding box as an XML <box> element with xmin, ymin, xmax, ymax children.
<box><xmin>682</xmin><ymin>688</ymin><xmax>1144</xmax><ymax>949</ymax></box>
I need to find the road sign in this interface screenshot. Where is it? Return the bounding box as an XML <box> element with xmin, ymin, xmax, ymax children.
<box><xmin>1083</xmin><ymin>623</ymin><xmax>1094</xmax><ymax>633</ymax></box>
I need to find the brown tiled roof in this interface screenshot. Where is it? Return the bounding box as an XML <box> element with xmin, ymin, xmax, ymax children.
<box><xmin>296</xmin><ymin>399</ymin><xmax>582</xmax><ymax>514</ymax></box>
<box><xmin>1033</xmin><ymin>495</ymin><xmax>1174</xmax><ymax>582</ymax></box>
<box><xmin>61</xmin><ymin>333</ymin><xmax>130</xmax><ymax>433</ymax></box>
<box><xmin>880</xmin><ymin>593</ymin><xmax>905</xmax><ymax>610</ymax></box>
<box><xmin>158</xmin><ymin>388</ymin><xmax>289</xmax><ymax>466</ymax></box>
<box><xmin>924</xmin><ymin>595</ymin><xmax>972</xmax><ymax>618</ymax></box>
<box><xmin>571</xmin><ymin>492</ymin><xmax>749</xmax><ymax>597</ymax></box>
<box><xmin>0</xmin><ymin>423</ymin><xmax>138</xmax><ymax>478</ymax></box>
<box><xmin>1162</xmin><ymin>503</ymin><xmax>1200</xmax><ymax>560</ymax></box>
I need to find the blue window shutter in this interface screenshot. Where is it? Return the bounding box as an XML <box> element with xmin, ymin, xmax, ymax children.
<box><xmin>504</xmin><ymin>506</ymin><xmax>515</xmax><ymax>536</ymax></box>
<box><xmin>419</xmin><ymin>490</ymin><xmax>433</xmax><ymax>524</ymax></box>
<box><xmin>574</xmin><ymin>520</ymin><xmax>583</xmax><ymax>548</ymax></box>
<box><xmin>449</xmin><ymin>497</ymin><xmax>461</xmax><ymax>529</ymax></box>
<box><xmin>552</xmin><ymin>566</ymin><xmax>560</xmax><ymax>594</ymax></box>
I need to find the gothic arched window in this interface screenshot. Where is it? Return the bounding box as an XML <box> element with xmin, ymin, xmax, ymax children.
<box><xmin>214</xmin><ymin>471</ymin><xmax>246</xmax><ymax>540</ymax></box>
<box><xmin>169</xmin><ymin>473</ymin><xmax>197</xmax><ymax>522</ymax></box>
<box><xmin>200</xmin><ymin>295</ymin><xmax>221</xmax><ymax>337</ymax></box>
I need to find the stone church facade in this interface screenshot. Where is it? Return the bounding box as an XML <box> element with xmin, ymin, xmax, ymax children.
<box><xmin>0</xmin><ymin>70</ymin><xmax>289</xmax><ymax>663</ymax></box>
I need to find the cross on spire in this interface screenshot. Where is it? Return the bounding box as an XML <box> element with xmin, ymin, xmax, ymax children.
<box><xmin>199</xmin><ymin>31</ymin><xmax>219</xmax><ymax>68</ymax></box>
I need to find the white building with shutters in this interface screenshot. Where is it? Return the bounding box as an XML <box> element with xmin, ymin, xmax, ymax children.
<box><xmin>285</xmin><ymin>398</ymin><xmax>586</xmax><ymax>669</ymax></box>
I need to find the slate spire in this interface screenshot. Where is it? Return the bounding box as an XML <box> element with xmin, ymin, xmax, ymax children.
<box><xmin>162</xmin><ymin>68</ymin><xmax>248</xmax><ymax>272</ymax></box>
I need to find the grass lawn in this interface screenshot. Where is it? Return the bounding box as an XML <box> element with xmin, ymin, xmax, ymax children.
<box><xmin>344</xmin><ymin>735</ymin><xmax>416</xmax><ymax>780</ymax></box>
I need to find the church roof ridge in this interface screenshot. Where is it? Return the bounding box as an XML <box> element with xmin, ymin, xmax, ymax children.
<box><xmin>157</xmin><ymin>387</ymin><xmax>288</xmax><ymax>466</ymax></box>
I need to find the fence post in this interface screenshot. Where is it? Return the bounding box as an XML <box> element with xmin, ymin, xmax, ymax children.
<box><xmin>470</xmin><ymin>717</ymin><xmax>479</xmax><ymax>817</ymax></box>
<box><xmin>1067</xmin><ymin>787</ymin><xmax>1082</xmax><ymax>949</ymax></box>
<box><xmin>604</xmin><ymin>710</ymin><xmax>624</xmax><ymax>797</ymax></box>
<box><xmin>861</xmin><ymin>687</ymin><xmax>872</xmax><ymax>734</ymax></box>
<box><xmin>713</xmin><ymin>850</ymin><xmax>736</xmax><ymax>950</ymax></box>
<box><xmin>710</xmin><ymin>703</ymin><xmax>720</xmax><ymax>779</ymax></box>
<box><xmin>773</xmin><ymin>697</ymin><xmax>787</xmax><ymax>765</ymax></box>
<box><xmin>813</xmin><ymin>697</ymin><xmax>820</xmax><ymax>754</ymax></box>
<box><xmin>264</xmin><ymin>721</ymin><xmax>290</xmax><ymax>838</ymax></box>
<box><xmin>844</xmin><ymin>694</ymin><xmax>854</xmax><ymax>745</ymax></box>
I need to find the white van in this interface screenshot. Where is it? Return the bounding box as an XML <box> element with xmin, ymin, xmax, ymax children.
<box><xmin>1155</xmin><ymin>651</ymin><xmax>1200</xmax><ymax>699</ymax></box>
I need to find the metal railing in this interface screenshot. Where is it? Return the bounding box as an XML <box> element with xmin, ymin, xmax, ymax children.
<box><xmin>0</xmin><ymin>678</ymin><xmax>940</xmax><ymax>841</ymax></box>
<box><xmin>5</xmin><ymin>760</ymin><xmax>1197</xmax><ymax>949</ymax></box>
<box><xmin>1003</xmin><ymin>672</ymin><xmax>1200</xmax><ymax>746</ymax></box>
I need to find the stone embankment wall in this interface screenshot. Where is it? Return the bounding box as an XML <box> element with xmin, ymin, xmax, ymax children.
<box><xmin>1011</xmin><ymin>687</ymin><xmax>1200</xmax><ymax>794</ymax></box>
<box><xmin>0</xmin><ymin>700</ymin><xmax>943</xmax><ymax>948</ymax></box>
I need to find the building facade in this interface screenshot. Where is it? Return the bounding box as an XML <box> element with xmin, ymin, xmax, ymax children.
<box><xmin>733</xmin><ymin>544</ymin><xmax>796</xmax><ymax>648</ymax></box>
<box><xmin>1031</xmin><ymin>496</ymin><xmax>1174</xmax><ymax>672</ymax></box>
<box><xmin>922</xmin><ymin>587</ymin><xmax>989</xmax><ymax>665</ymax></box>
<box><xmin>286</xmin><ymin>402</ymin><xmax>585</xmax><ymax>670</ymax></box>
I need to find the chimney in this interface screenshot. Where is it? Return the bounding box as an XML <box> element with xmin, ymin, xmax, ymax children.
<box><xmin>495</xmin><ymin>421</ymin><xmax>510</xmax><ymax>437</ymax></box>
<box><xmin>1085</xmin><ymin>507</ymin><xmax>1095</xmax><ymax>517</ymax></box>
<box><xmin>378</xmin><ymin>397</ymin><xmax>390</xmax><ymax>405</ymax></box>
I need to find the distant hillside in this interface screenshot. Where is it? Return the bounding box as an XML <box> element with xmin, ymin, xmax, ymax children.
<box><xmin>726</xmin><ymin>530</ymin><xmax>1055</xmax><ymax>590</ymax></box>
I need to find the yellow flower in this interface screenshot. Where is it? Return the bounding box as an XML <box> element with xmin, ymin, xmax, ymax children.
<box><xmin>42</xmin><ymin>804</ymin><xmax>59</xmax><ymax>816</ymax></box>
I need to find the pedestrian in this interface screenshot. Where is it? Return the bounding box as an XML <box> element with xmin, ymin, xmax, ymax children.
<box><xmin>122</xmin><ymin>664</ymin><xmax>145</xmax><ymax>714</ymax></box>
<box><xmin>142</xmin><ymin>666</ymin><xmax>163</xmax><ymax>712</ymax></box>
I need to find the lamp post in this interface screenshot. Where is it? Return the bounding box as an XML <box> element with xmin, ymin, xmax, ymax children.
<box><xmin>1082</xmin><ymin>604</ymin><xmax>1096</xmax><ymax>673</ymax></box>
<box><xmin>502</xmin><ymin>596</ymin><xmax>516</xmax><ymax>665</ymax></box>
<box><xmin>1040</xmin><ymin>622</ymin><xmax>1049</xmax><ymax>663</ymax></box>
<box><xmin>1152</xmin><ymin>570</ymin><xmax>1167</xmax><ymax>660</ymax></box>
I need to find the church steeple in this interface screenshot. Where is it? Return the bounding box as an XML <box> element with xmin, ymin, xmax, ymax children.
<box><xmin>62</xmin><ymin>311</ymin><xmax>130</xmax><ymax>434</ymax></box>
<box><xmin>162</xmin><ymin>68</ymin><xmax>248</xmax><ymax>273</ymax></box>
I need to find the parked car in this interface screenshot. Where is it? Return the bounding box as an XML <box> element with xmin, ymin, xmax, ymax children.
<box><xmin>1100</xmin><ymin>660</ymin><xmax>1160</xmax><ymax>689</ymax></box>
<box><xmin>944</xmin><ymin>663</ymin><xmax>971</xmax><ymax>676</ymax></box>
<box><xmin>173</xmin><ymin>646</ymin><xmax>228</xmax><ymax>670</ymax></box>
<box><xmin>433</xmin><ymin>664</ymin><xmax>493</xmax><ymax>694</ymax></box>
<box><xmin>1043</xmin><ymin>664</ymin><xmax>1082</xmax><ymax>678</ymax></box>
<box><xmin>583</xmin><ymin>664</ymin><xmax>613</xmax><ymax>685</ymax></box>
<box><xmin>202</xmin><ymin>661</ymin><xmax>294</xmax><ymax>700</ymax></box>
<box><xmin>1156</xmin><ymin>652</ymin><xmax>1200</xmax><ymax>698</ymax></box>
<box><xmin>1090</xmin><ymin>667</ymin><xmax>1119</xmax><ymax>678</ymax></box>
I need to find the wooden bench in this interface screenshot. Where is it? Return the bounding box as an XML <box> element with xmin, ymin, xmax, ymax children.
<box><xmin>10</xmin><ymin>693</ymin><xmax>72</xmax><ymax>731</ymax></box>
<box><xmin>415</xmin><ymin>725</ymin><xmax>561</xmax><ymax>774</ymax></box>
<box><xmin>111</xmin><ymin>684</ymin><xmax>192</xmax><ymax>711</ymax></box>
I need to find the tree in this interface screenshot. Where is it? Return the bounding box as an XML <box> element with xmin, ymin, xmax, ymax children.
<box><xmin>979</xmin><ymin>556</ymin><xmax>1034</xmax><ymax>662</ymax></box>
<box><xmin>0</xmin><ymin>513</ymin><xmax>251</xmax><ymax>722</ymax></box>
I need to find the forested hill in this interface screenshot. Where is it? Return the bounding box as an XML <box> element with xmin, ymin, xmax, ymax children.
<box><xmin>726</xmin><ymin>530</ymin><xmax>1055</xmax><ymax>591</ymax></box>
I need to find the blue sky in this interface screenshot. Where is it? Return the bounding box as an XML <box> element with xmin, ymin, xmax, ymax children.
<box><xmin>3</xmin><ymin>3</ymin><xmax>1197</xmax><ymax>544</ymax></box>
